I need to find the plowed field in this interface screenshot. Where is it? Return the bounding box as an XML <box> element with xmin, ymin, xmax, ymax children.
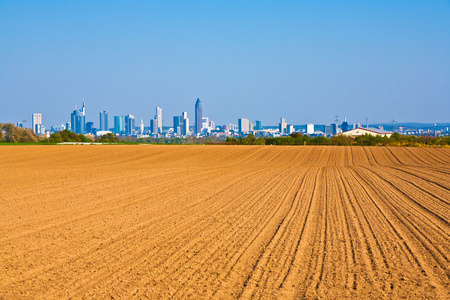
<box><xmin>1</xmin><ymin>145</ymin><xmax>449</xmax><ymax>299</ymax></box>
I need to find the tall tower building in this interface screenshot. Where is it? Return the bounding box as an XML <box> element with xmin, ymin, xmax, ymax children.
<box><xmin>150</xmin><ymin>119</ymin><xmax>158</xmax><ymax>135</ymax></box>
<box><xmin>114</xmin><ymin>116</ymin><xmax>124</xmax><ymax>134</ymax></box>
<box><xmin>181</xmin><ymin>112</ymin><xmax>189</xmax><ymax>136</ymax></box>
<box><xmin>195</xmin><ymin>98</ymin><xmax>202</xmax><ymax>135</ymax></box>
<box><xmin>238</xmin><ymin>118</ymin><xmax>250</xmax><ymax>135</ymax></box>
<box><xmin>279</xmin><ymin>118</ymin><xmax>287</xmax><ymax>134</ymax></box>
<box><xmin>341</xmin><ymin>117</ymin><xmax>349</xmax><ymax>132</ymax></box>
<box><xmin>99</xmin><ymin>111</ymin><xmax>109</xmax><ymax>131</ymax></box>
<box><xmin>125</xmin><ymin>114</ymin><xmax>135</xmax><ymax>136</ymax></box>
<box><xmin>155</xmin><ymin>107</ymin><xmax>163</xmax><ymax>133</ymax></box>
<box><xmin>140</xmin><ymin>119</ymin><xmax>144</xmax><ymax>135</ymax></box>
<box><xmin>71</xmin><ymin>101</ymin><xmax>86</xmax><ymax>134</ymax></box>
<box><xmin>173</xmin><ymin>116</ymin><xmax>181</xmax><ymax>135</ymax></box>
<box><xmin>32</xmin><ymin>113</ymin><xmax>42</xmax><ymax>134</ymax></box>
<box><xmin>255</xmin><ymin>120</ymin><xmax>262</xmax><ymax>130</ymax></box>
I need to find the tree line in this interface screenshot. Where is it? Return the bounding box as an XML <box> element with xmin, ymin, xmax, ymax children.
<box><xmin>225</xmin><ymin>133</ymin><xmax>450</xmax><ymax>147</ymax></box>
<box><xmin>1</xmin><ymin>123</ymin><xmax>449</xmax><ymax>147</ymax></box>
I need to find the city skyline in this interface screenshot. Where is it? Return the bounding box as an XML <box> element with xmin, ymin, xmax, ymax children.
<box><xmin>1</xmin><ymin>1</ymin><xmax>449</xmax><ymax>126</ymax></box>
<box><xmin>26</xmin><ymin>97</ymin><xmax>450</xmax><ymax>137</ymax></box>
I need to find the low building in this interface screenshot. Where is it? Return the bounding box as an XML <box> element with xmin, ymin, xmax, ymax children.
<box><xmin>339</xmin><ymin>127</ymin><xmax>393</xmax><ymax>138</ymax></box>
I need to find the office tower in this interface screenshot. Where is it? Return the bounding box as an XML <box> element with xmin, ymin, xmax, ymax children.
<box><xmin>307</xmin><ymin>123</ymin><xmax>314</xmax><ymax>134</ymax></box>
<box><xmin>151</xmin><ymin>119</ymin><xmax>158</xmax><ymax>135</ymax></box>
<box><xmin>71</xmin><ymin>102</ymin><xmax>86</xmax><ymax>134</ymax></box>
<box><xmin>114</xmin><ymin>116</ymin><xmax>124</xmax><ymax>134</ymax></box>
<box><xmin>32</xmin><ymin>113</ymin><xmax>42</xmax><ymax>134</ymax></box>
<box><xmin>202</xmin><ymin>117</ymin><xmax>209</xmax><ymax>129</ymax></box>
<box><xmin>287</xmin><ymin>124</ymin><xmax>294</xmax><ymax>134</ymax></box>
<box><xmin>125</xmin><ymin>114</ymin><xmax>135</xmax><ymax>136</ymax></box>
<box><xmin>195</xmin><ymin>98</ymin><xmax>202</xmax><ymax>135</ymax></box>
<box><xmin>332</xmin><ymin>123</ymin><xmax>338</xmax><ymax>135</ymax></box>
<box><xmin>341</xmin><ymin>117</ymin><xmax>349</xmax><ymax>132</ymax></box>
<box><xmin>86</xmin><ymin>122</ymin><xmax>94</xmax><ymax>134</ymax></box>
<box><xmin>255</xmin><ymin>120</ymin><xmax>262</xmax><ymax>130</ymax></box>
<box><xmin>210</xmin><ymin>120</ymin><xmax>215</xmax><ymax>131</ymax></box>
<box><xmin>279</xmin><ymin>118</ymin><xmax>287</xmax><ymax>134</ymax></box>
<box><xmin>173</xmin><ymin>116</ymin><xmax>181</xmax><ymax>135</ymax></box>
<box><xmin>238</xmin><ymin>118</ymin><xmax>250</xmax><ymax>135</ymax></box>
<box><xmin>324</xmin><ymin>125</ymin><xmax>334</xmax><ymax>136</ymax></box>
<box><xmin>140</xmin><ymin>119</ymin><xmax>144</xmax><ymax>135</ymax></box>
<box><xmin>99</xmin><ymin>111</ymin><xmax>109</xmax><ymax>131</ymax></box>
<box><xmin>181</xmin><ymin>112</ymin><xmax>189</xmax><ymax>136</ymax></box>
<box><xmin>155</xmin><ymin>107</ymin><xmax>162</xmax><ymax>133</ymax></box>
<box><xmin>66</xmin><ymin>122</ymin><xmax>71</xmax><ymax>131</ymax></box>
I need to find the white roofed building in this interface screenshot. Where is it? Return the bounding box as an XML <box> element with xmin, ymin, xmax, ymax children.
<box><xmin>338</xmin><ymin>127</ymin><xmax>393</xmax><ymax>138</ymax></box>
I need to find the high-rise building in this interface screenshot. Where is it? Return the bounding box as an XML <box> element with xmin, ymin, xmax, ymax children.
<box><xmin>255</xmin><ymin>120</ymin><xmax>262</xmax><ymax>130</ymax></box>
<box><xmin>238</xmin><ymin>118</ymin><xmax>250</xmax><ymax>135</ymax></box>
<box><xmin>140</xmin><ymin>119</ymin><xmax>144</xmax><ymax>135</ymax></box>
<box><xmin>150</xmin><ymin>119</ymin><xmax>158</xmax><ymax>135</ymax></box>
<box><xmin>324</xmin><ymin>125</ymin><xmax>334</xmax><ymax>136</ymax></box>
<box><xmin>71</xmin><ymin>102</ymin><xmax>86</xmax><ymax>134</ymax></box>
<box><xmin>341</xmin><ymin>117</ymin><xmax>349</xmax><ymax>132</ymax></box>
<box><xmin>32</xmin><ymin>113</ymin><xmax>42</xmax><ymax>134</ymax></box>
<box><xmin>173</xmin><ymin>116</ymin><xmax>181</xmax><ymax>135</ymax></box>
<box><xmin>306</xmin><ymin>123</ymin><xmax>314</xmax><ymax>135</ymax></box>
<box><xmin>195</xmin><ymin>98</ymin><xmax>202</xmax><ymax>135</ymax></box>
<box><xmin>125</xmin><ymin>114</ymin><xmax>135</xmax><ymax>136</ymax></box>
<box><xmin>279</xmin><ymin>118</ymin><xmax>287</xmax><ymax>134</ymax></box>
<box><xmin>155</xmin><ymin>107</ymin><xmax>162</xmax><ymax>133</ymax></box>
<box><xmin>287</xmin><ymin>124</ymin><xmax>295</xmax><ymax>134</ymax></box>
<box><xmin>202</xmin><ymin>117</ymin><xmax>209</xmax><ymax>129</ymax></box>
<box><xmin>99</xmin><ymin>111</ymin><xmax>109</xmax><ymax>131</ymax></box>
<box><xmin>181</xmin><ymin>112</ymin><xmax>189</xmax><ymax>136</ymax></box>
<box><xmin>86</xmin><ymin>122</ymin><xmax>94</xmax><ymax>134</ymax></box>
<box><xmin>114</xmin><ymin>116</ymin><xmax>124</xmax><ymax>134</ymax></box>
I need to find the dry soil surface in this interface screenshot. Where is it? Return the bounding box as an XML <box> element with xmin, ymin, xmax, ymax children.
<box><xmin>0</xmin><ymin>145</ymin><xmax>449</xmax><ymax>299</ymax></box>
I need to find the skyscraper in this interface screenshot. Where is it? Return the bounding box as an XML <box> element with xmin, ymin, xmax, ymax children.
<box><xmin>32</xmin><ymin>113</ymin><xmax>42</xmax><ymax>134</ymax></box>
<box><xmin>140</xmin><ymin>119</ymin><xmax>144</xmax><ymax>135</ymax></box>
<box><xmin>341</xmin><ymin>117</ymin><xmax>349</xmax><ymax>132</ymax></box>
<box><xmin>238</xmin><ymin>118</ymin><xmax>250</xmax><ymax>135</ymax></box>
<box><xmin>180</xmin><ymin>112</ymin><xmax>189</xmax><ymax>136</ymax></box>
<box><xmin>124</xmin><ymin>114</ymin><xmax>135</xmax><ymax>136</ymax></box>
<box><xmin>155</xmin><ymin>107</ymin><xmax>162</xmax><ymax>133</ymax></box>
<box><xmin>279</xmin><ymin>118</ymin><xmax>287</xmax><ymax>134</ymax></box>
<box><xmin>195</xmin><ymin>98</ymin><xmax>202</xmax><ymax>135</ymax></box>
<box><xmin>114</xmin><ymin>116</ymin><xmax>124</xmax><ymax>134</ymax></box>
<box><xmin>86</xmin><ymin>122</ymin><xmax>94</xmax><ymax>134</ymax></box>
<box><xmin>99</xmin><ymin>111</ymin><xmax>109</xmax><ymax>131</ymax></box>
<box><xmin>150</xmin><ymin>118</ymin><xmax>158</xmax><ymax>135</ymax></box>
<box><xmin>173</xmin><ymin>116</ymin><xmax>181</xmax><ymax>135</ymax></box>
<box><xmin>255</xmin><ymin>120</ymin><xmax>262</xmax><ymax>130</ymax></box>
<box><xmin>71</xmin><ymin>102</ymin><xmax>86</xmax><ymax>134</ymax></box>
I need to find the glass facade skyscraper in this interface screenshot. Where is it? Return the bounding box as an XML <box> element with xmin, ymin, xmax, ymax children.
<box><xmin>71</xmin><ymin>102</ymin><xmax>85</xmax><ymax>134</ymax></box>
<box><xmin>114</xmin><ymin>116</ymin><xmax>124</xmax><ymax>134</ymax></box>
<box><xmin>195</xmin><ymin>98</ymin><xmax>202</xmax><ymax>135</ymax></box>
<box><xmin>99</xmin><ymin>111</ymin><xmax>109</xmax><ymax>131</ymax></box>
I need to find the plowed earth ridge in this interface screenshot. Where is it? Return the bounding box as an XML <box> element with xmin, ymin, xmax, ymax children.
<box><xmin>0</xmin><ymin>145</ymin><xmax>449</xmax><ymax>299</ymax></box>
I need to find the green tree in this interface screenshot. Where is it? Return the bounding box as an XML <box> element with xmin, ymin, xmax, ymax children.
<box><xmin>99</xmin><ymin>133</ymin><xmax>119</xmax><ymax>143</ymax></box>
<box><xmin>330</xmin><ymin>135</ymin><xmax>354</xmax><ymax>146</ymax></box>
<box><xmin>49</xmin><ymin>132</ymin><xmax>63</xmax><ymax>143</ymax></box>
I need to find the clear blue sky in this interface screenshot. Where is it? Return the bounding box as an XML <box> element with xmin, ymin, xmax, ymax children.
<box><xmin>1</xmin><ymin>0</ymin><xmax>449</xmax><ymax>127</ymax></box>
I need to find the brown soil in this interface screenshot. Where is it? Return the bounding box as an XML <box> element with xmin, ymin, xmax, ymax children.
<box><xmin>0</xmin><ymin>145</ymin><xmax>449</xmax><ymax>299</ymax></box>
